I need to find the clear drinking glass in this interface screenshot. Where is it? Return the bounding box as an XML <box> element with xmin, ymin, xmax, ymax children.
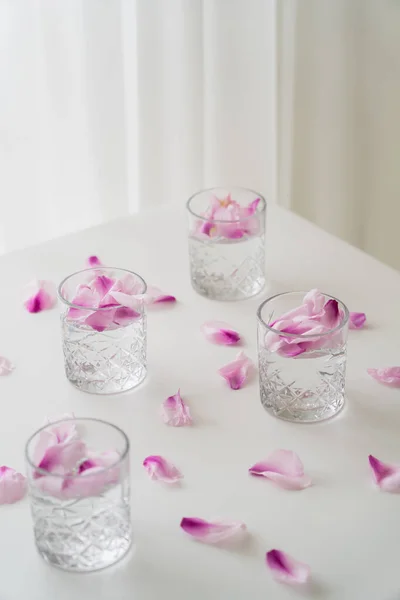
<box><xmin>25</xmin><ymin>418</ymin><xmax>131</xmax><ymax>572</ymax></box>
<box><xmin>257</xmin><ymin>291</ymin><xmax>349</xmax><ymax>423</ymax></box>
<box><xmin>187</xmin><ymin>187</ymin><xmax>266</xmax><ymax>301</ymax></box>
<box><xmin>58</xmin><ymin>267</ymin><xmax>147</xmax><ymax>394</ymax></box>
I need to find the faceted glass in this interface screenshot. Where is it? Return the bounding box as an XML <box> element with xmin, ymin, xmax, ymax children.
<box><xmin>257</xmin><ymin>291</ymin><xmax>349</xmax><ymax>423</ymax></box>
<box><xmin>25</xmin><ymin>418</ymin><xmax>131</xmax><ymax>572</ymax></box>
<box><xmin>58</xmin><ymin>268</ymin><xmax>147</xmax><ymax>394</ymax></box>
<box><xmin>187</xmin><ymin>187</ymin><xmax>266</xmax><ymax>301</ymax></box>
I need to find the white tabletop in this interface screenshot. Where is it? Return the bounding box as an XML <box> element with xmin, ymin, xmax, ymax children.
<box><xmin>0</xmin><ymin>204</ymin><xmax>399</xmax><ymax>600</ymax></box>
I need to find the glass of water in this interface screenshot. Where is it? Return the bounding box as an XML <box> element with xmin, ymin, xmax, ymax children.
<box><xmin>58</xmin><ymin>267</ymin><xmax>147</xmax><ymax>394</ymax></box>
<box><xmin>187</xmin><ymin>187</ymin><xmax>266</xmax><ymax>301</ymax></box>
<box><xmin>25</xmin><ymin>417</ymin><xmax>131</xmax><ymax>572</ymax></box>
<box><xmin>257</xmin><ymin>291</ymin><xmax>349</xmax><ymax>423</ymax></box>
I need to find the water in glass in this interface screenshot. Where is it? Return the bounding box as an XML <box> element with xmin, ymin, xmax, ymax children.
<box><xmin>189</xmin><ymin>234</ymin><xmax>265</xmax><ymax>301</ymax></box>
<box><xmin>259</xmin><ymin>342</ymin><xmax>346</xmax><ymax>423</ymax></box>
<box><xmin>62</xmin><ymin>315</ymin><xmax>147</xmax><ymax>394</ymax></box>
<box><xmin>30</xmin><ymin>477</ymin><xmax>131</xmax><ymax>571</ymax></box>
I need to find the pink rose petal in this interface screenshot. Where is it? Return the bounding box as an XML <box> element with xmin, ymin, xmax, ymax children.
<box><xmin>113</xmin><ymin>306</ymin><xmax>141</xmax><ymax>326</ymax></box>
<box><xmin>91</xmin><ymin>275</ymin><xmax>115</xmax><ymax>298</ymax></box>
<box><xmin>218</xmin><ymin>351</ymin><xmax>253</xmax><ymax>390</ymax></box>
<box><xmin>369</xmin><ymin>455</ymin><xmax>400</xmax><ymax>492</ymax></box>
<box><xmin>24</xmin><ymin>280</ymin><xmax>56</xmax><ymax>313</ymax></box>
<box><xmin>266</xmin><ymin>549</ymin><xmax>310</xmax><ymax>585</ymax></box>
<box><xmin>84</xmin><ymin>308</ymin><xmax>116</xmax><ymax>332</ymax></box>
<box><xmin>180</xmin><ymin>517</ymin><xmax>246</xmax><ymax>544</ymax></box>
<box><xmin>201</xmin><ymin>321</ymin><xmax>240</xmax><ymax>345</ymax></box>
<box><xmin>238</xmin><ymin>198</ymin><xmax>261</xmax><ymax>235</ymax></box>
<box><xmin>161</xmin><ymin>389</ymin><xmax>192</xmax><ymax>427</ymax></box>
<box><xmin>33</xmin><ymin>474</ymin><xmax>65</xmax><ymax>498</ymax></box>
<box><xmin>320</xmin><ymin>298</ymin><xmax>340</xmax><ymax>328</ymax></box>
<box><xmin>107</xmin><ymin>291</ymin><xmax>142</xmax><ymax>311</ymax></box>
<box><xmin>62</xmin><ymin>450</ymin><xmax>121</xmax><ymax>498</ymax></box>
<box><xmin>271</xmin><ymin>289</ymin><xmax>329</xmax><ymax>325</ymax></box>
<box><xmin>67</xmin><ymin>273</ymin><xmax>145</xmax><ymax>332</ymax></box>
<box><xmin>349</xmin><ymin>312</ymin><xmax>366</xmax><ymax>329</ymax></box>
<box><xmin>194</xmin><ymin>195</ymin><xmax>261</xmax><ymax>240</ymax></box>
<box><xmin>112</xmin><ymin>274</ymin><xmax>144</xmax><ymax>296</ymax></box>
<box><xmin>37</xmin><ymin>440</ymin><xmax>87</xmax><ymax>475</ymax></box>
<box><xmin>32</xmin><ymin>417</ymin><xmax>121</xmax><ymax>499</ymax></box>
<box><xmin>0</xmin><ymin>467</ymin><xmax>27</xmax><ymax>504</ymax></box>
<box><xmin>199</xmin><ymin>221</ymin><xmax>215</xmax><ymax>237</ymax></box>
<box><xmin>36</xmin><ymin>447</ymin><xmax>121</xmax><ymax>499</ymax></box>
<box><xmin>63</xmin><ymin>470</ymin><xmax>117</xmax><ymax>499</ymax></box>
<box><xmin>241</xmin><ymin>197</ymin><xmax>260</xmax><ymax>217</ymax></box>
<box><xmin>78</xmin><ymin>449</ymin><xmax>120</xmax><ymax>473</ymax></box>
<box><xmin>87</xmin><ymin>256</ymin><xmax>103</xmax><ymax>267</ymax></box>
<box><xmin>44</xmin><ymin>414</ymin><xmax>78</xmax><ymax>444</ymax></box>
<box><xmin>0</xmin><ymin>357</ymin><xmax>14</xmax><ymax>376</ymax></box>
<box><xmin>216</xmin><ymin>223</ymin><xmax>246</xmax><ymax>240</ymax></box>
<box><xmin>67</xmin><ymin>285</ymin><xmax>99</xmax><ymax>320</ymax></box>
<box><xmin>367</xmin><ymin>367</ymin><xmax>400</xmax><ymax>387</ymax></box>
<box><xmin>265</xmin><ymin>290</ymin><xmax>346</xmax><ymax>358</ymax></box>
<box><xmin>145</xmin><ymin>285</ymin><xmax>176</xmax><ymax>305</ymax></box>
<box><xmin>303</xmin><ymin>288</ymin><xmax>325</xmax><ymax>314</ymax></box>
<box><xmin>264</xmin><ymin>319</ymin><xmax>328</xmax><ymax>357</ymax></box>
<box><xmin>33</xmin><ymin>415</ymin><xmax>78</xmax><ymax>466</ymax></box>
<box><xmin>143</xmin><ymin>455</ymin><xmax>183</xmax><ymax>483</ymax></box>
<box><xmin>249</xmin><ymin>449</ymin><xmax>312</xmax><ymax>490</ymax></box>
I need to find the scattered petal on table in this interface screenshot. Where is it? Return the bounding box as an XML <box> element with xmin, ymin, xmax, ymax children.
<box><xmin>0</xmin><ymin>467</ymin><xmax>27</xmax><ymax>504</ymax></box>
<box><xmin>249</xmin><ymin>449</ymin><xmax>312</xmax><ymax>490</ymax></box>
<box><xmin>180</xmin><ymin>517</ymin><xmax>246</xmax><ymax>544</ymax></box>
<box><xmin>143</xmin><ymin>455</ymin><xmax>183</xmax><ymax>483</ymax></box>
<box><xmin>145</xmin><ymin>285</ymin><xmax>176</xmax><ymax>305</ymax></box>
<box><xmin>24</xmin><ymin>280</ymin><xmax>56</xmax><ymax>313</ymax></box>
<box><xmin>349</xmin><ymin>312</ymin><xmax>366</xmax><ymax>329</ymax></box>
<box><xmin>218</xmin><ymin>351</ymin><xmax>253</xmax><ymax>390</ymax></box>
<box><xmin>367</xmin><ymin>367</ymin><xmax>400</xmax><ymax>387</ymax></box>
<box><xmin>266</xmin><ymin>549</ymin><xmax>310</xmax><ymax>585</ymax></box>
<box><xmin>87</xmin><ymin>255</ymin><xmax>103</xmax><ymax>267</ymax></box>
<box><xmin>201</xmin><ymin>321</ymin><xmax>240</xmax><ymax>345</ymax></box>
<box><xmin>368</xmin><ymin>455</ymin><xmax>400</xmax><ymax>492</ymax></box>
<box><xmin>161</xmin><ymin>389</ymin><xmax>192</xmax><ymax>427</ymax></box>
<box><xmin>0</xmin><ymin>357</ymin><xmax>14</xmax><ymax>376</ymax></box>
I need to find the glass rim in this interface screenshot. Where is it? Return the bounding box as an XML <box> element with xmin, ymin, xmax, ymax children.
<box><xmin>24</xmin><ymin>417</ymin><xmax>130</xmax><ymax>479</ymax></box>
<box><xmin>257</xmin><ymin>290</ymin><xmax>349</xmax><ymax>339</ymax></box>
<box><xmin>186</xmin><ymin>186</ymin><xmax>267</xmax><ymax>223</ymax></box>
<box><xmin>57</xmin><ymin>267</ymin><xmax>147</xmax><ymax>311</ymax></box>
